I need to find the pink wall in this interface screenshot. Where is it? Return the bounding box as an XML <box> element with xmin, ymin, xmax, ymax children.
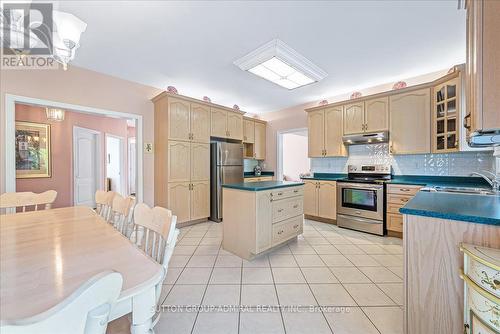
<box><xmin>15</xmin><ymin>104</ymin><xmax>129</xmax><ymax>208</ymax></box>
<box><xmin>1</xmin><ymin>66</ymin><xmax>161</xmax><ymax>205</ymax></box>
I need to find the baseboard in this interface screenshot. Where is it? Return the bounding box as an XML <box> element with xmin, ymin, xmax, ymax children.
<box><xmin>177</xmin><ymin>218</ymin><xmax>210</xmax><ymax>228</ymax></box>
<box><xmin>304</xmin><ymin>214</ymin><xmax>337</xmax><ymax>225</ymax></box>
<box><xmin>387</xmin><ymin>230</ymin><xmax>403</xmax><ymax>238</ymax></box>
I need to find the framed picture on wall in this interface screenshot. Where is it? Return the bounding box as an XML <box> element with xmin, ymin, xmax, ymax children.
<box><xmin>15</xmin><ymin>121</ymin><xmax>51</xmax><ymax>178</ymax></box>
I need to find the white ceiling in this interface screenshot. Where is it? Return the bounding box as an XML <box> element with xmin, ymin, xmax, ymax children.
<box><xmin>59</xmin><ymin>1</ymin><xmax>466</xmax><ymax>114</ymax></box>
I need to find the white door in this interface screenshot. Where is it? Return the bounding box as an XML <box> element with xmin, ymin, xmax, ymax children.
<box><xmin>128</xmin><ymin>137</ymin><xmax>136</xmax><ymax>195</ymax></box>
<box><xmin>73</xmin><ymin>127</ymin><xmax>101</xmax><ymax>207</ymax></box>
<box><xmin>106</xmin><ymin>135</ymin><xmax>124</xmax><ymax>195</ymax></box>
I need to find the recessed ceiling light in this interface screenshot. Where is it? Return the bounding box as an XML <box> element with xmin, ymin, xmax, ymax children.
<box><xmin>234</xmin><ymin>39</ymin><xmax>327</xmax><ymax>90</ymax></box>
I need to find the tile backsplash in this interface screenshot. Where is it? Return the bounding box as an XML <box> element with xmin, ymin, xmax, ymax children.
<box><xmin>311</xmin><ymin>144</ymin><xmax>495</xmax><ymax>176</ymax></box>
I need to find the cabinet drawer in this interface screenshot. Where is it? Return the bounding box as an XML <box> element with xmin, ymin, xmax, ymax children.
<box><xmin>387</xmin><ymin>184</ymin><xmax>422</xmax><ymax>196</ymax></box>
<box><xmin>272</xmin><ymin>196</ymin><xmax>303</xmax><ymax>223</ymax></box>
<box><xmin>462</xmin><ymin>245</ymin><xmax>500</xmax><ymax>299</ymax></box>
<box><xmin>387</xmin><ymin>193</ymin><xmax>412</xmax><ymax>205</ymax></box>
<box><xmin>464</xmin><ymin>278</ymin><xmax>500</xmax><ymax>333</ymax></box>
<box><xmin>271</xmin><ymin>186</ymin><xmax>303</xmax><ymax>200</ymax></box>
<box><xmin>387</xmin><ymin>213</ymin><xmax>403</xmax><ymax>232</ymax></box>
<box><xmin>272</xmin><ymin>216</ymin><xmax>303</xmax><ymax>245</ymax></box>
<box><xmin>387</xmin><ymin>202</ymin><xmax>406</xmax><ymax>214</ymax></box>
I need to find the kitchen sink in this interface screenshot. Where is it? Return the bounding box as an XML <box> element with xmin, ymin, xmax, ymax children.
<box><xmin>421</xmin><ymin>186</ymin><xmax>499</xmax><ymax>196</ymax></box>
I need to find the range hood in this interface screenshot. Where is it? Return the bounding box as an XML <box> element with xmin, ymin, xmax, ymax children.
<box><xmin>468</xmin><ymin>130</ymin><xmax>500</xmax><ymax>147</ymax></box>
<box><xmin>342</xmin><ymin>131</ymin><xmax>389</xmax><ymax>145</ymax></box>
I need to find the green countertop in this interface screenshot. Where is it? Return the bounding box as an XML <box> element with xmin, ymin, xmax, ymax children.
<box><xmin>223</xmin><ymin>181</ymin><xmax>304</xmax><ymax>191</ymax></box>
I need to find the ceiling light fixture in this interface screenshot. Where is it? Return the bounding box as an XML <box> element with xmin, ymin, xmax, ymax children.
<box><xmin>52</xmin><ymin>10</ymin><xmax>87</xmax><ymax>70</ymax></box>
<box><xmin>234</xmin><ymin>39</ymin><xmax>327</xmax><ymax>90</ymax></box>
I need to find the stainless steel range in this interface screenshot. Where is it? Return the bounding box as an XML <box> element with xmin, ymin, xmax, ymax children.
<box><xmin>336</xmin><ymin>164</ymin><xmax>391</xmax><ymax>236</ymax></box>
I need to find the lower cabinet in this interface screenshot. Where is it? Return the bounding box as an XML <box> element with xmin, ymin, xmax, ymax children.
<box><xmin>168</xmin><ymin>181</ymin><xmax>209</xmax><ymax>223</ymax></box>
<box><xmin>303</xmin><ymin>180</ymin><xmax>337</xmax><ymax>220</ymax></box>
<box><xmin>386</xmin><ymin>184</ymin><xmax>422</xmax><ymax>235</ymax></box>
<box><xmin>244</xmin><ymin>176</ymin><xmax>273</xmax><ymax>183</ymax></box>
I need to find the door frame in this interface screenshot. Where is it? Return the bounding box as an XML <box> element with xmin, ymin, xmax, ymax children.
<box><xmin>276</xmin><ymin>127</ymin><xmax>308</xmax><ymax>182</ymax></box>
<box><xmin>105</xmin><ymin>133</ymin><xmax>126</xmax><ymax>195</ymax></box>
<box><xmin>73</xmin><ymin>126</ymin><xmax>102</xmax><ymax>206</ymax></box>
<box><xmin>128</xmin><ymin>136</ymin><xmax>136</xmax><ymax>195</ymax></box>
<box><xmin>4</xmin><ymin>94</ymin><xmax>144</xmax><ymax>203</ymax></box>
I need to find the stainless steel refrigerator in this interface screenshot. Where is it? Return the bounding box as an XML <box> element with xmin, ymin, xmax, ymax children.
<box><xmin>210</xmin><ymin>142</ymin><xmax>244</xmax><ymax>222</ymax></box>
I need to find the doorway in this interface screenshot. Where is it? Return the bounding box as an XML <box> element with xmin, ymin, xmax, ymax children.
<box><xmin>128</xmin><ymin>137</ymin><xmax>136</xmax><ymax>195</ymax></box>
<box><xmin>73</xmin><ymin>126</ymin><xmax>101</xmax><ymax>207</ymax></box>
<box><xmin>106</xmin><ymin>135</ymin><xmax>125</xmax><ymax>195</ymax></box>
<box><xmin>277</xmin><ymin>128</ymin><xmax>310</xmax><ymax>181</ymax></box>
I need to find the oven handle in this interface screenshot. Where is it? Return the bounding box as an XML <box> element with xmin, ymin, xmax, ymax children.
<box><xmin>338</xmin><ymin>183</ymin><xmax>383</xmax><ymax>190</ymax></box>
<box><xmin>337</xmin><ymin>214</ymin><xmax>382</xmax><ymax>224</ymax></box>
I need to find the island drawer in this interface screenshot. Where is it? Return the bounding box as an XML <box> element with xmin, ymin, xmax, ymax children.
<box><xmin>271</xmin><ymin>186</ymin><xmax>303</xmax><ymax>200</ymax></box>
<box><xmin>461</xmin><ymin>244</ymin><xmax>500</xmax><ymax>298</ymax></box>
<box><xmin>387</xmin><ymin>213</ymin><xmax>403</xmax><ymax>233</ymax></box>
<box><xmin>387</xmin><ymin>184</ymin><xmax>422</xmax><ymax>196</ymax></box>
<box><xmin>272</xmin><ymin>196</ymin><xmax>303</xmax><ymax>223</ymax></box>
<box><xmin>272</xmin><ymin>215</ymin><xmax>303</xmax><ymax>245</ymax></box>
<box><xmin>387</xmin><ymin>193</ymin><xmax>412</xmax><ymax>205</ymax></box>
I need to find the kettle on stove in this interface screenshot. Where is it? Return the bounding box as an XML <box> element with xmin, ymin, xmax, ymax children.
<box><xmin>254</xmin><ymin>165</ymin><xmax>262</xmax><ymax>176</ymax></box>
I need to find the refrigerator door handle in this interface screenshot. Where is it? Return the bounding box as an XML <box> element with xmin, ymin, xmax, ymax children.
<box><xmin>217</xmin><ymin>167</ymin><xmax>223</xmax><ymax>220</ymax></box>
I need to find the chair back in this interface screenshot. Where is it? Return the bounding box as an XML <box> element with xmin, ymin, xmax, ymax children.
<box><xmin>109</xmin><ymin>194</ymin><xmax>135</xmax><ymax>236</ymax></box>
<box><xmin>132</xmin><ymin>203</ymin><xmax>178</xmax><ymax>265</ymax></box>
<box><xmin>95</xmin><ymin>191</ymin><xmax>115</xmax><ymax>220</ymax></box>
<box><xmin>0</xmin><ymin>271</ymin><xmax>123</xmax><ymax>334</ymax></box>
<box><xmin>0</xmin><ymin>190</ymin><xmax>57</xmax><ymax>213</ymax></box>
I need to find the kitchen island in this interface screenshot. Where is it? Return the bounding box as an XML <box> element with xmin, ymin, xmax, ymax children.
<box><xmin>222</xmin><ymin>181</ymin><xmax>304</xmax><ymax>260</ymax></box>
<box><xmin>400</xmin><ymin>191</ymin><xmax>500</xmax><ymax>334</ymax></box>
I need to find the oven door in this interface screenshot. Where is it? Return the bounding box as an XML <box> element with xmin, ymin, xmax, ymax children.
<box><xmin>337</xmin><ymin>182</ymin><xmax>384</xmax><ymax>221</ymax></box>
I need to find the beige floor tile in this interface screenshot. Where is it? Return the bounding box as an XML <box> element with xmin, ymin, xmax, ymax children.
<box><xmin>301</xmin><ymin>267</ymin><xmax>338</xmax><ymax>284</ymax></box>
<box><xmin>240</xmin><ymin>284</ymin><xmax>279</xmax><ymax>306</ymax></box>
<box><xmin>370</xmin><ymin>254</ymin><xmax>403</xmax><ymax>267</ymax></box>
<box><xmin>357</xmin><ymin>244</ymin><xmax>389</xmax><ymax>254</ymax></box>
<box><xmin>192</xmin><ymin>311</ymin><xmax>239</xmax><ymax>334</ymax></box>
<box><xmin>163</xmin><ymin>284</ymin><xmax>206</xmax><ymax>306</ymax></box>
<box><xmin>344</xmin><ymin>284</ymin><xmax>395</xmax><ymax>306</ymax></box>
<box><xmin>215</xmin><ymin>255</ymin><xmax>243</xmax><ymax>267</ymax></box>
<box><xmin>242</xmin><ymin>255</ymin><xmax>270</xmax><ymax>267</ymax></box>
<box><xmin>326</xmin><ymin>236</ymin><xmax>353</xmax><ymax>245</ymax></box>
<box><xmin>294</xmin><ymin>254</ymin><xmax>325</xmax><ymax>267</ymax></box>
<box><xmin>272</xmin><ymin>267</ymin><xmax>306</xmax><ymax>284</ymax></box>
<box><xmin>107</xmin><ymin>315</ymin><xmax>130</xmax><ymax>334</ymax></box>
<box><xmin>275</xmin><ymin>284</ymin><xmax>318</xmax><ymax>306</ymax></box>
<box><xmin>169</xmin><ymin>255</ymin><xmax>190</xmax><ymax>268</ymax></box>
<box><xmin>178</xmin><ymin>237</ymin><xmax>202</xmax><ymax>246</ymax></box>
<box><xmin>173</xmin><ymin>245</ymin><xmax>197</xmax><ymax>256</ymax></box>
<box><xmin>309</xmin><ymin>284</ymin><xmax>357</xmax><ymax>306</ymax></box>
<box><xmin>194</xmin><ymin>245</ymin><xmax>220</xmax><ymax>255</ymax></box>
<box><xmin>185</xmin><ymin>230</ymin><xmax>208</xmax><ymax>237</ymax></box>
<box><xmin>269</xmin><ymin>254</ymin><xmax>298</xmax><ymax>267</ymax></box>
<box><xmin>158</xmin><ymin>284</ymin><xmax>173</xmax><ymax>305</ymax></box>
<box><xmin>302</xmin><ymin>230</ymin><xmax>323</xmax><ymax>237</ymax></box>
<box><xmin>242</xmin><ymin>267</ymin><xmax>274</xmax><ymax>284</ymax></box>
<box><xmin>345</xmin><ymin>236</ymin><xmax>374</xmax><ymax>245</ymax></box>
<box><xmin>202</xmin><ymin>284</ymin><xmax>240</xmax><ymax>306</ymax></box>
<box><xmin>311</xmin><ymin>245</ymin><xmax>340</xmax><ymax>255</ymax></box>
<box><xmin>271</xmin><ymin>244</ymin><xmax>292</xmax><ymax>254</ymax></box>
<box><xmin>319</xmin><ymin>255</ymin><xmax>354</xmax><ymax>267</ymax></box>
<box><xmin>377</xmin><ymin>283</ymin><xmax>404</xmax><ymax>305</ymax></box>
<box><xmin>177</xmin><ymin>267</ymin><xmax>212</xmax><ymax>284</ymax></box>
<box><xmin>358</xmin><ymin>267</ymin><xmax>402</xmax><ymax>283</ymax></box>
<box><xmin>186</xmin><ymin>255</ymin><xmax>217</xmax><ymax>268</ymax></box>
<box><xmin>335</xmin><ymin>244</ymin><xmax>365</xmax><ymax>255</ymax></box>
<box><xmin>210</xmin><ymin>267</ymin><xmax>241</xmax><ymax>284</ymax></box>
<box><xmin>362</xmin><ymin>306</ymin><xmax>404</xmax><ymax>334</ymax></box>
<box><xmin>304</xmin><ymin>237</ymin><xmax>330</xmax><ymax>245</ymax></box>
<box><xmin>282</xmin><ymin>310</ymin><xmax>332</xmax><ymax>334</ymax></box>
<box><xmin>381</xmin><ymin>244</ymin><xmax>404</xmax><ymax>254</ymax></box>
<box><xmin>199</xmin><ymin>237</ymin><xmax>222</xmax><ymax>245</ymax></box>
<box><xmin>323</xmin><ymin>307</ymin><xmax>379</xmax><ymax>334</ymax></box>
<box><xmin>164</xmin><ymin>267</ymin><xmax>183</xmax><ymax>284</ymax></box>
<box><xmin>239</xmin><ymin>310</ymin><xmax>285</xmax><ymax>334</ymax></box>
<box><xmin>345</xmin><ymin>254</ymin><xmax>380</xmax><ymax>267</ymax></box>
<box><xmin>328</xmin><ymin>267</ymin><xmax>371</xmax><ymax>283</ymax></box>
<box><xmin>387</xmin><ymin>266</ymin><xmax>404</xmax><ymax>279</ymax></box>
<box><xmin>289</xmin><ymin>245</ymin><xmax>317</xmax><ymax>255</ymax></box>
<box><xmin>154</xmin><ymin>311</ymin><xmax>197</xmax><ymax>334</ymax></box>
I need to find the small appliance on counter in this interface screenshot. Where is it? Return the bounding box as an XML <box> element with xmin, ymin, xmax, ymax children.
<box><xmin>253</xmin><ymin>165</ymin><xmax>262</xmax><ymax>176</ymax></box>
<box><xmin>336</xmin><ymin>164</ymin><xmax>391</xmax><ymax>236</ymax></box>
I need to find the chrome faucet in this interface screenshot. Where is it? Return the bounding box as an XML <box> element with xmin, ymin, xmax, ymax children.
<box><xmin>470</xmin><ymin>170</ymin><xmax>500</xmax><ymax>192</ymax></box>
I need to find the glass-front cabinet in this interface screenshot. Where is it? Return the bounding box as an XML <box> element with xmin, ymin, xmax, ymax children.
<box><xmin>432</xmin><ymin>76</ymin><xmax>460</xmax><ymax>153</ymax></box>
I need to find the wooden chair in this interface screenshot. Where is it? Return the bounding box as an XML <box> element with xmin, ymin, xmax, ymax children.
<box><xmin>131</xmin><ymin>203</ymin><xmax>179</xmax><ymax>327</ymax></box>
<box><xmin>109</xmin><ymin>194</ymin><xmax>135</xmax><ymax>236</ymax></box>
<box><xmin>0</xmin><ymin>190</ymin><xmax>57</xmax><ymax>213</ymax></box>
<box><xmin>0</xmin><ymin>271</ymin><xmax>123</xmax><ymax>334</ymax></box>
<box><xmin>95</xmin><ymin>190</ymin><xmax>115</xmax><ymax>221</ymax></box>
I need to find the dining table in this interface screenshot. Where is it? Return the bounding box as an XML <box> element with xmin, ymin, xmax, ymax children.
<box><xmin>0</xmin><ymin>206</ymin><xmax>164</xmax><ymax>334</ymax></box>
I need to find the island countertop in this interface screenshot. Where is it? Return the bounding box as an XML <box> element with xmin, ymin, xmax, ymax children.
<box><xmin>222</xmin><ymin>181</ymin><xmax>304</xmax><ymax>191</ymax></box>
<box><xmin>400</xmin><ymin>191</ymin><xmax>500</xmax><ymax>226</ymax></box>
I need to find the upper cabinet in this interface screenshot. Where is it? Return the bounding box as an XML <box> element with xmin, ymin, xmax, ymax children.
<box><xmin>168</xmin><ymin>97</ymin><xmax>191</xmax><ymax>141</ymax></box>
<box><xmin>307</xmin><ymin>106</ymin><xmax>346</xmax><ymax>158</ymax></box>
<box><xmin>343</xmin><ymin>98</ymin><xmax>389</xmax><ymax>134</ymax></box>
<box><xmin>211</xmin><ymin>108</ymin><xmax>243</xmax><ymax>140</ymax></box>
<box><xmin>254</xmin><ymin>121</ymin><xmax>266</xmax><ymax>160</ymax></box>
<box><xmin>432</xmin><ymin>77</ymin><xmax>460</xmax><ymax>153</ymax></box>
<box><xmin>390</xmin><ymin>88</ymin><xmax>431</xmax><ymax>155</ymax></box>
<box><xmin>227</xmin><ymin>112</ymin><xmax>243</xmax><ymax>140</ymax></box>
<box><xmin>243</xmin><ymin>119</ymin><xmax>255</xmax><ymax>143</ymax></box>
<box><xmin>464</xmin><ymin>0</ymin><xmax>500</xmax><ymax>138</ymax></box>
<box><xmin>190</xmin><ymin>103</ymin><xmax>211</xmax><ymax>143</ymax></box>
<box><xmin>243</xmin><ymin>118</ymin><xmax>266</xmax><ymax>160</ymax></box>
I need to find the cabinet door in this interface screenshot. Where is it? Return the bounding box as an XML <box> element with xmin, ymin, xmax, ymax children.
<box><xmin>254</xmin><ymin>122</ymin><xmax>266</xmax><ymax>160</ymax></box>
<box><xmin>167</xmin><ymin>182</ymin><xmax>191</xmax><ymax>223</ymax></box>
<box><xmin>211</xmin><ymin>108</ymin><xmax>228</xmax><ymax>138</ymax></box>
<box><xmin>307</xmin><ymin>110</ymin><xmax>324</xmax><ymax>157</ymax></box>
<box><xmin>227</xmin><ymin>112</ymin><xmax>243</xmax><ymax>140</ymax></box>
<box><xmin>167</xmin><ymin>141</ymin><xmax>190</xmax><ymax>182</ymax></box>
<box><xmin>191</xmin><ymin>181</ymin><xmax>210</xmax><ymax>220</ymax></box>
<box><xmin>190</xmin><ymin>103</ymin><xmax>211</xmax><ymax>143</ymax></box>
<box><xmin>344</xmin><ymin>102</ymin><xmax>365</xmax><ymax>135</ymax></box>
<box><xmin>390</xmin><ymin>89</ymin><xmax>431</xmax><ymax>154</ymax></box>
<box><xmin>303</xmin><ymin>180</ymin><xmax>318</xmax><ymax>216</ymax></box>
<box><xmin>168</xmin><ymin>97</ymin><xmax>190</xmax><ymax>141</ymax></box>
<box><xmin>324</xmin><ymin>106</ymin><xmax>347</xmax><ymax>157</ymax></box>
<box><xmin>191</xmin><ymin>143</ymin><xmax>210</xmax><ymax>181</ymax></box>
<box><xmin>243</xmin><ymin>119</ymin><xmax>255</xmax><ymax>143</ymax></box>
<box><xmin>365</xmin><ymin>97</ymin><xmax>389</xmax><ymax>132</ymax></box>
<box><xmin>432</xmin><ymin>78</ymin><xmax>460</xmax><ymax>153</ymax></box>
<box><xmin>255</xmin><ymin>190</ymin><xmax>272</xmax><ymax>253</ymax></box>
<box><xmin>318</xmin><ymin>181</ymin><xmax>336</xmax><ymax>219</ymax></box>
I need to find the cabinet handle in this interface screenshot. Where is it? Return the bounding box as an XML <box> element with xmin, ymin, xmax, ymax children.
<box><xmin>293</xmin><ymin>204</ymin><xmax>298</xmax><ymax>208</ymax></box>
<box><xmin>293</xmin><ymin>224</ymin><xmax>299</xmax><ymax>229</ymax></box>
<box><xmin>294</xmin><ymin>189</ymin><xmax>299</xmax><ymax>193</ymax></box>
<box><xmin>400</xmin><ymin>198</ymin><xmax>408</xmax><ymax>202</ymax></box>
<box><xmin>400</xmin><ymin>188</ymin><xmax>411</xmax><ymax>192</ymax></box>
<box><xmin>389</xmin><ymin>145</ymin><xmax>394</xmax><ymax>154</ymax></box>
<box><xmin>277</xmin><ymin>230</ymin><xmax>284</xmax><ymax>235</ymax></box>
<box><xmin>277</xmin><ymin>192</ymin><xmax>283</xmax><ymax>196</ymax></box>
<box><xmin>278</xmin><ymin>209</ymin><xmax>283</xmax><ymax>213</ymax></box>
<box><xmin>463</xmin><ymin>114</ymin><xmax>471</xmax><ymax>130</ymax></box>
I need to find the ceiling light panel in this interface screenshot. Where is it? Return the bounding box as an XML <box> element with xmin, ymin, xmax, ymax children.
<box><xmin>234</xmin><ymin>39</ymin><xmax>327</xmax><ymax>90</ymax></box>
